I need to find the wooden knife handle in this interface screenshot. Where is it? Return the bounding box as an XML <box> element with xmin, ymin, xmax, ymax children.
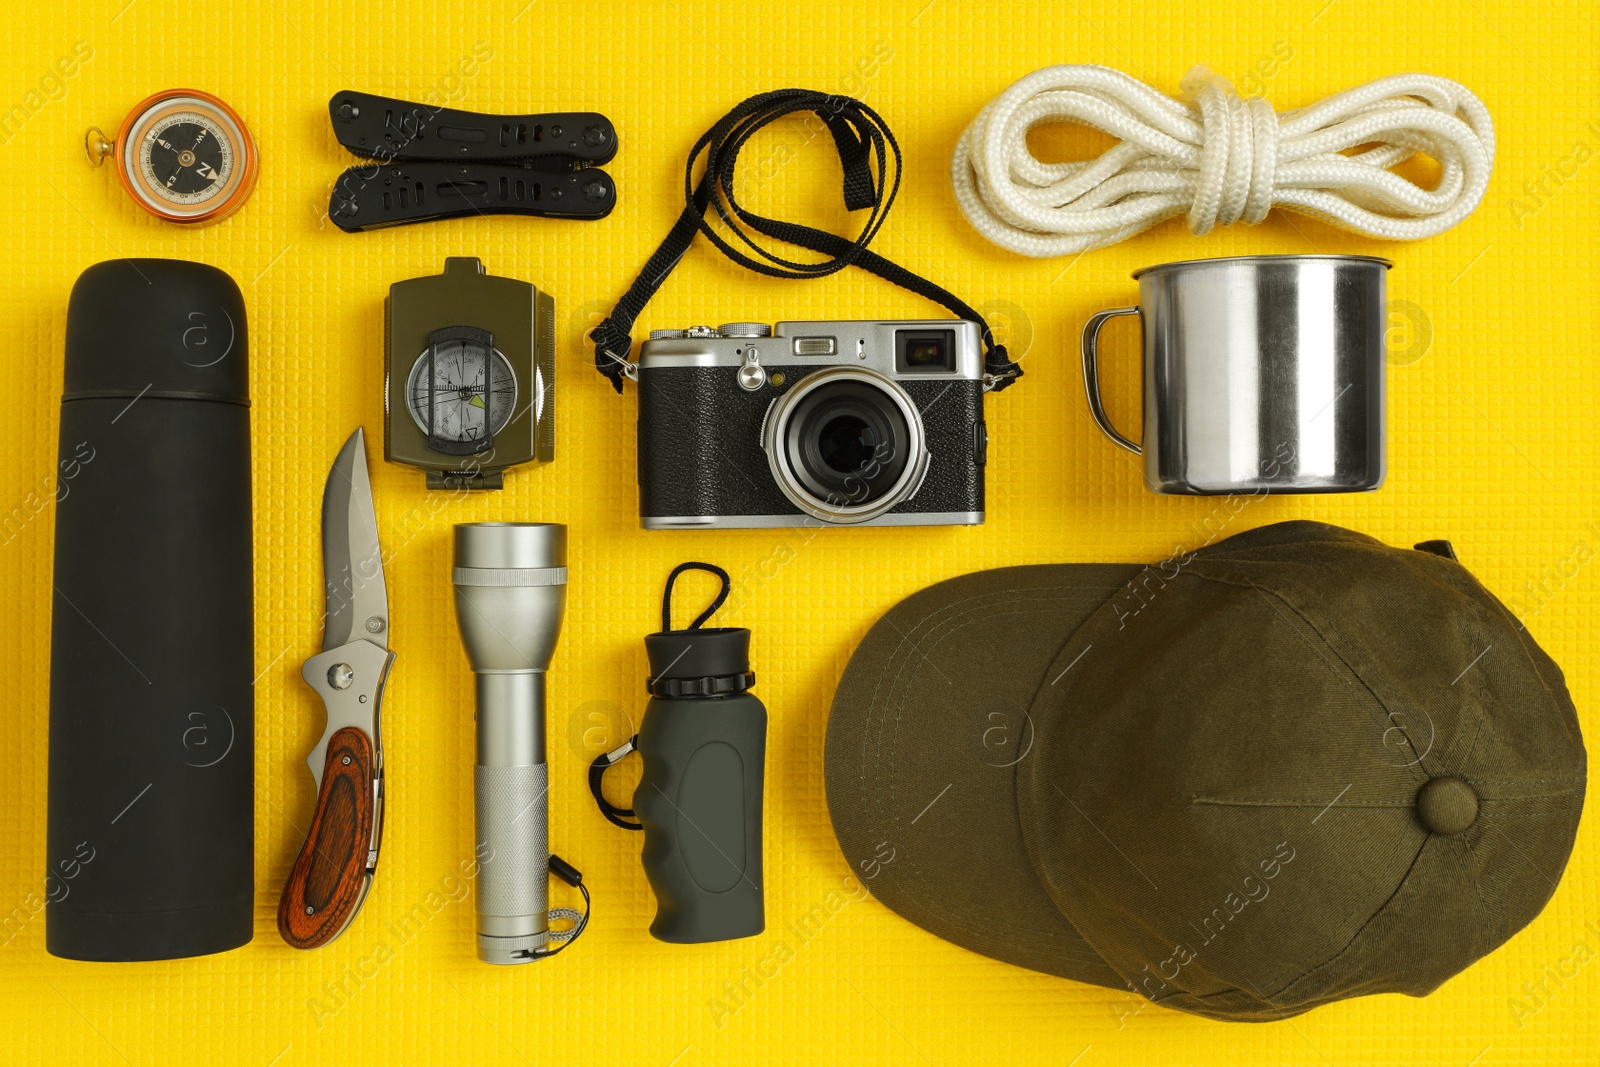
<box><xmin>278</xmin><ymin>727</ymin><xmax>375</xmax><ymax>949</ymax></box>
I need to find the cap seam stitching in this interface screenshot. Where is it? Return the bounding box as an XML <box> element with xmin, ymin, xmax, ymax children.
<box><xmin>1190</xmin><ymin>568</ymin><xmax>1435</xmax><ymax>783</ymax></box>
<box><xmin>1438</xmin><ymin>603</ymin><xmax>1494</xmax><ymax>782</ymax></box>
<box><xmin>1478</xmin><ymin>807</ymin><xmax>1587</xmax><ymax>817</ymax></box>
<box><xmin>1265</xmin><ymin>827</ymin><xmax>1430</xmax><ymax>1002</ymax></box>
<box><xmin>1449</xmin><ymin>832</ymin><xmax>1489</xmax><ymax>958</ymax></box>
<box><xmin>1191</xmin><ymin>798</ymin><xmax>1413</xmax><ymax>808</ymax></box>
<box><xmin>1470</xmin><ymin>776</ymin><xmax>1585</xmax><ymax>785</ymax></box>
<box><xmin>859</xmin><ymin>588</ymin><xmax>1120</xmax><ymax>955</ymax></box>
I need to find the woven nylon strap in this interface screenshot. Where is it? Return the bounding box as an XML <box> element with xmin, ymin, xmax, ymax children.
<box><xmin>591</xmin><ymin>88</ymin><xmax>1021</xmax><ymax>393</ymax></box>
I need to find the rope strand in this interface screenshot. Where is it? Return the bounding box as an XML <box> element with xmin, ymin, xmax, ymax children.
<box><xmin>951</xmin><ymin>65</ymin><xmax>1495</xmax><ymax>256</ymax></box>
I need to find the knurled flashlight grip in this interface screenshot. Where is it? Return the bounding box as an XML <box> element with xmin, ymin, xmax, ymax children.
<box><xmin>475</xmin><ymin>761</ymin><xmax>549</xmax><ymax>949</ymax></box>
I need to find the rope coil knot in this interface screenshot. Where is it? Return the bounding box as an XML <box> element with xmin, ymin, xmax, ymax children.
<box><xmin>1182</xmin><ymin>66</ymin><xmax>1280</xmax><ymax>233</ymax></box>
<box><xmin>952</xmin><ymin>64</ymin><xmax>1495</xmax><ymax>256</ymax></box>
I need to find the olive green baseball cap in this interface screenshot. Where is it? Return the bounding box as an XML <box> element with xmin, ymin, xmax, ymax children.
<box><xmin>825</xmin><ymin>521</ymin><xmax>1586</xmax><ymax>1021</ymax></box>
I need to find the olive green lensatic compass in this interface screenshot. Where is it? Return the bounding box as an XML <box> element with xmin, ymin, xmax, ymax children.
<box><xmin>85</xmin><ymin>89</ymin><xmax>258</xmax><ymax>225</ymax></box>
<box><xmin>384</xmin><ymin>258</ymin><xmax>555</xmax><ymax>490</ymax></box>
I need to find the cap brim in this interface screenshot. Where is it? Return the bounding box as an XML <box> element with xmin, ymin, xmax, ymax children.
<box><xmin>825</xmin><ymin>563</ymin><xmax>1143</xmax><ymax>987</ymax></box>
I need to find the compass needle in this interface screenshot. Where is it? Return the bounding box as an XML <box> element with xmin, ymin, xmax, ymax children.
<box><xmin>405</xmin><ymin>333</ymin><xmax>516</xmax><ymax>450</ymax></box>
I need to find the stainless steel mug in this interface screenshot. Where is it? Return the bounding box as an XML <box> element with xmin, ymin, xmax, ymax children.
<box><xmin>1080</xmin><ymin>254</ymin><xmax>1391</xmax><ymax>495</ymax></box>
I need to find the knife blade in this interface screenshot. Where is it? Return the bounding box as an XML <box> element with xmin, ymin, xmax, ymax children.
<box><xmin>278</xmin><ymin>428</ymin><xmax>395</xmax><ymax>949</ymax></box>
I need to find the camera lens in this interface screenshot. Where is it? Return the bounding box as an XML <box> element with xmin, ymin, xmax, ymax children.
<box><xmin>818</xmin><ymin>414</ymin><xmax>877</xmax><ymax>473</ymax></box>
<box><xmin>788</xmin><ymin>380</ymin><xmax>908</xmax><ymax>508</ymax></box>
<box><xmin>763</xmin><ymin>368</ymin><xmax>930</xmax><ymax>524</ymax></box>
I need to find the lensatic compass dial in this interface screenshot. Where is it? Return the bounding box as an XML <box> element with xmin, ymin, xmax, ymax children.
<box><xmin>85</xmin><ymin>90</ymin><xmax>258</xmax><ymax>225</ymax></box>
<box><xmin>405</xmin><ymin>334</ymin><xmax>523</xmax><ymax>449</ymax></box>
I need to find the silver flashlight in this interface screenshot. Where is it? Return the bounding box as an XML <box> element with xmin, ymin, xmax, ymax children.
<box><xmin>452</xmin><ymin>522</ymin><xmax>568</xmax><ymax>964</ymax></box>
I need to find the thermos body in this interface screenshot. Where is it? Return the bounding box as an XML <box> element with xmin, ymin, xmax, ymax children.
<box><xmin>47</xmin><ymin>260</ymin><xmax>254</xmax><ymax>961</ymax></box>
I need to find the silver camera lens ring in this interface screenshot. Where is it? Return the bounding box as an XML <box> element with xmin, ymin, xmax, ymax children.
<box><xmin>761</xmin><ymin>367</ymin><xmax>931</xmax><ymax>524</ymax></box>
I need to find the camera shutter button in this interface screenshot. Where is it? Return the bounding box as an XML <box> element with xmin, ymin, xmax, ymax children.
<box><xmin>737</xmin><ymin>347</ymin><xmax>766</xmax><ymax>391</ymax></box>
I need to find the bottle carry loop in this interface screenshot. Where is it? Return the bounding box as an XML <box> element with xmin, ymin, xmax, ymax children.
<box><xmin>589</xmin><ymin>89</ymin><xmax>1022</xmax><ymax>393</ymax></box>
<box><xmin>661</xmin><ymin>561</ymin><xmax>731</xmax><ymax>631</ymax></box>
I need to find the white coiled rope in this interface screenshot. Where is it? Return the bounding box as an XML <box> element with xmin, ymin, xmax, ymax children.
<box><xmin>952</xmin><ymin>65</ymin><xmax>1494</xmax><ymax>256</ymax></box>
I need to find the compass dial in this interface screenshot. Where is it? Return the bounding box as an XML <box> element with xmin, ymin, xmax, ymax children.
<box><xmin>108</xmin><ymin>90</ymin><xmax>257</xmax><ymax>224</ymax></box>
<box><xmin>139</xmin><ymin>113</ymin><xmax>232</xmax><ymax>202</ymax></box>
<box><xmin>406</xmin><ymin>339</ymin><xmax>519</xmax><ymax>445</ymax></box>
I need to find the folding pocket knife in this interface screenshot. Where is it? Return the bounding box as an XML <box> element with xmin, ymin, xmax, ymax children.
<box><xmin>278</xmin><ymin>428</ymin><xmax>396</xmax><ymax>949</ymax></box>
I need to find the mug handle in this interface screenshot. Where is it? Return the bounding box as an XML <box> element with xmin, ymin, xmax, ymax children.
<box><xmin>1080</xmin><ymin>306</ymin><xmax>1142</xmax><ymax>455</ymax></box>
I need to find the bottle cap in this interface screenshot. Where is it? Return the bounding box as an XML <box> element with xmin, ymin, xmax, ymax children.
<box><xmin>645</xmin><ymin>627</ymin><xmax>754</xmax><ymax>698</ymax></box>
<box><xmin>64</xmin><ymin>259</ymin><xmax>250</xmax><ymax>406</ymax></box>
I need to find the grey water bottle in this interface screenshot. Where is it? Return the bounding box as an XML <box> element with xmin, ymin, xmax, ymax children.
<box><xmin>47</xmin><ymin>259</ymin><xmax>253</xmax><ymax>961</ymax></box>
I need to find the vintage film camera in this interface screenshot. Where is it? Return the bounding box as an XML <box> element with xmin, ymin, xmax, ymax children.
<box><xmin>636</xmin><ymin>320</ymin><xmax>988</xmax><ymax>529</ymax></box>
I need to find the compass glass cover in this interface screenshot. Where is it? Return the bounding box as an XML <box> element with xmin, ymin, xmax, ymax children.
<box><xmin>119</xmin><ymin>94</ymin><xmax>251</xmax><ymax>219</ymax></box>
<box><xmin>405</xmin><ymin>339</ymin><xmax>519</xmax><ymax>444</ymax></box>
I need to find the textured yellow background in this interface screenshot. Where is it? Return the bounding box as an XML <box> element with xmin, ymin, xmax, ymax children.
<box><xmin>1</xmin><ymin>0</ymin><xmax>1596</xmax><ymax>1063</ymax></box>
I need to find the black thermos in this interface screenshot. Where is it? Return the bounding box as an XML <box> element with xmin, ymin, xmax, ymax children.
<box><xmin>47</xmin><ymin>259</ymin><xmax>254</xmax><ymax>960</ymax></box>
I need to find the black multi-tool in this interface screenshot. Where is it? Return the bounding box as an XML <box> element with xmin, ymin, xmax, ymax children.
<box><xmin>326</xmin><ymin>91</ymin><xmax>618</xmax><ymax>231</ymax></box>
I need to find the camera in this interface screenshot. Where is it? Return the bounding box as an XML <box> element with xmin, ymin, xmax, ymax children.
<box><xmin>636</xmin><ymin>320</ymin><xmax>988</xmax><ymax>528</ymax></box>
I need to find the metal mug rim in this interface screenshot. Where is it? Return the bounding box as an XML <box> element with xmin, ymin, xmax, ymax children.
<box><xmin>1131</xmin><ymin>253</ymin><xmax>1393</xmax><ymax>279</ymax></box>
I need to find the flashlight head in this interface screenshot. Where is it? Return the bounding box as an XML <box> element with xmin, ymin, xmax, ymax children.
<box><xmin>452</xmin><ymin>523</ymin><xmax>568</xmax><ymax>673</ymax></box>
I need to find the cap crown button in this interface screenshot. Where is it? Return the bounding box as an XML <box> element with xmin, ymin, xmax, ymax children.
<box><xmin>1416</xmin><ymin>776</ymin><xmax>1479</xmax><ymax>834</ymax></box>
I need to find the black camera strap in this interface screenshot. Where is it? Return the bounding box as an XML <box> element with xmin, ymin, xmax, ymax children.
<box><xmin>590</xmin><ymin>89</ymin><xmax>1022</xmax><ymax>393</ymax></box>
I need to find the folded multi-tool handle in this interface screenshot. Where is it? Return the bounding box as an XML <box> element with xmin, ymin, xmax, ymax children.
<box><xmin>329</xmin><ymin>91</ymin><xmax>618</xmax><ymax>165</ymax></box>
<box><xmin>329</xmin><ymin>162</ymin><xmax>616</xmax><ymax>231</ymax></box>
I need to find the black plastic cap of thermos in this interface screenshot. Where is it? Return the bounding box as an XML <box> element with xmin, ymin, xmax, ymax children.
<box><xmin>61</xmin><ymin>259</ymin><xmax>251</xmax><ymax>404</ymax></box>
<box><xmin>643</xmin><ymin>627</ymin><xmax>752</xmax><ymax>696</ymax></box>
<box><xmin>47</xmin><ymin>259</ymin><xmax>254</xmax><ymax>961</ymax></box>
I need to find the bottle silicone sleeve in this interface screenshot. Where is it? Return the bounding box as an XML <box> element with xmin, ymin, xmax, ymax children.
<box><xmin>633</xmin><ymin>693</ymin><xmax>767</xmax><ymax>943</ymax></box>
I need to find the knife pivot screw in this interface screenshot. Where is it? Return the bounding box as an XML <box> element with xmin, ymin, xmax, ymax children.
<box><xmin>341</xmin><ymin>755</ymin><xmax>352</xmax><ymax>766</ymax></box>
<box><xmin>328</xmin><ymin>663</ymin><xmax>355</xmax><ymax>690</ymax></box>
<box><xmin>366</xmin><ymin>616</ymin><xmax>386</xmax><ymax>634</ymax></box>
<box><xmin>585</xmin><ymin>182</ymin><xmax>606</xmax><ymax>201</ymax></box>
<box><xmin>337</xmin><ymin>102</ymin><xmax>360</xmax><ymax>122</ymax></box>
<box><xmin>584</xmin><ymin>125</ymin><xmax>605</xmax><ymax>146</ymax></box>
<box><xmin>305</xmin><ymin>905</ymin><xmax>316</xmax><ymax>915</ymax></box>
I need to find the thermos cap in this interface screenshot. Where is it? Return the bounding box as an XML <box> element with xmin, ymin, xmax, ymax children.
<box><xmin>64</xmin><ymin>259</ymin><xmax>250</xmax><ymax>406</ymax></box>
<box><xmin>645</xmin><ymin>627</ymin><xmax>753</xmax><ymax>697</ymax></box>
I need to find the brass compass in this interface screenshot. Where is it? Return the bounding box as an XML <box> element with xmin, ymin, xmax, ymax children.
<box><xmin>86</xmin><ymin>89</ymin><xmax>258</xmax><ymax>225</ymax></box>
